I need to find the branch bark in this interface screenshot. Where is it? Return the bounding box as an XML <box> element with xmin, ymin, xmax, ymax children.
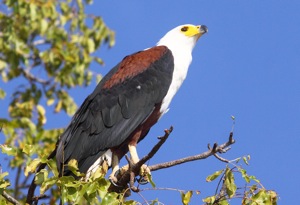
<box><xmin>108</xmin><ymin>128</ymin><xmax>235</xmax><ymax>194</ymax></box>
<box><xmin>149</xmin><ymin>131</ymin><xmax>234</xmax><ymax>171</ymax></box>
<box><xmin>1</xmin><ymin>191</ymin><xmax>21</xmax><ymax>205</ymax></box>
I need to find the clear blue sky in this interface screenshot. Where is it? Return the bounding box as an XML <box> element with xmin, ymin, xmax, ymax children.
<box><xmin>1</xmin><ymin>0</ymin><xmax>300</xmax><ymax>204</ymax></box>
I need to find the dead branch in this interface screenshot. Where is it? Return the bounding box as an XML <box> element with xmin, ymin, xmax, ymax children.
<box><xmin>149</xmin><ymin>131</ymin><xmax>234</xmax><ymax>171</ymax></box>
<box><xmin>32</xmin><ymin>194</ymin><xmax>49</xmax><ymax>205</ymax></box>
<box><xmin>108</xmin><ymin>128</ymin><xmax>235</xmax><ymax>194</ymax></box>
<box><xmin>1</xmin><ymin>191</ymin><xmax>21</xmax><ymax>205</ymax></box>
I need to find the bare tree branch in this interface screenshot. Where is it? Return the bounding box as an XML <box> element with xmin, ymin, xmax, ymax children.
<box><xmin>148</xmin><ymin>131</ymin><xmax>234</xmax><ymax>171</ymax></box>
<box><xmin>32</xmin><ymin>39</ymin><xmax>50</xmax><ymax>46</ymax></box>
<box><xmin>108</xmin><ymin>128</ymin><xmax>235</xmax><ymax>195</ymax></box>
<box><xmin>14</xmin><ymin>166</ymin><xmax>21</xmax><ymax>198</ymax></box>
<box><xmin>20</xmin><ymin>66</ymin><xmax>51</xmax><ymax>85</ymax></box>
<box><xmin>1</xmin><ymin>191</ymin><xmax>21</xmax><ymax>205</ymax></box>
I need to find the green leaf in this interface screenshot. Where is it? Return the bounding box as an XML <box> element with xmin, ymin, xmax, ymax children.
<box><xmin>40</xmin><ymin>19</ymin><xmax>48</xmax><ymax>35</ymax></box>
<box><xmin>90</xmin><ymin>166</ymin><xmax>105</xmax><ymax>180</ymax></box>
<box><xmin>224</xmin><ymin>168</ymin><xmax>237</xmax><ymax>198</ymax></box>
<box><xmin>40</xmin><ymin>177</ymin><xmax>57</xmax><ymax>194</ymax></box>
<box><xmin>147</xmin><ymin>172</ymin><xmax>156</xmax><ymax>188</ymax></box>
<box><xmin>55</xmin><ymin>100</ymin><xmax>63</xmax><ymax>113</ymax></box>
<box><xmin>202</xmin><ymin>195</ymin><xmax>215</xmax><ymax>204</ymax></box>
<box><xmin>0</xmin><ymin>180</ymin><xmax>10</xmax><ymax>189</ymax></box>
<box><xmin>268</xmin><ymin>190</ymin><xmax>278</xmax><ymax>204</ymax></box>
<box><xmin>68</xmin><ymin>159</ymin><xmax>84</xmax><ymax>177</ymax></box>
<box><xmin>34</xmin><ymin>169</ymin><xmax>48</xmax><ymax>185</ymax></box>
<box><xmin>0</xmin><ymin>145</ymin><xmax>17</xmax><ymax>156</ymax></box>
<box><xmin>0</xmin><ymin>172</ymin><xmax>9</xmax><ymax>181</ymax></box>
<box><xmin>25</xmin><ymin>158</ymin><xmax>41</xmax><ymax>176</ymax></box>
<box><xmin>87</xmin><ymin>38</ymin><xmax>95</xmax><ymax>53</ymax></box>
<box><xmin>0</xmin><ymin>89</ymin><xmax>6</xmax><ymax>99</ymax></box>
<box><xmin>181</xmin><ymin>191</ymin><xmax>193</xmax><ymax>205</ymax></box>
<box><xmin>100</xmin><ymin>192</ymin><xmax>119</xmax><ymax>205</ymax></box>
<box><xmin>37</xmin><ymin>104</ymin><xmax>47</xmax><ymax>125</ymax></box>
<box><xmin>66</xmin><ymin>187</ymin><xmax>78</xmax><ymax>202</ymax></box>
<box><xmin>46</xmin><ymin>98</ymin><xmax>55</xmax><ymax>106</ymax></box>
<box><xmin>94</xmin><ymin>57</ymin><xmax>104</xmax><ymax>65</ymax></box>
<box><xmin>148</xmin><ymin>199</ymin><xmax>158</xmax><ymax>205</ymax></box>
<box><xmin>218</xmin><ymin>199</ymin><xmax>229</xmax><ymax>205</ymax></box>
<box><xmin>249</xmin><ymin>175</ymin><xmax>260</xmax><ymax>183</ymax></box>
<box><xmin>0</xmin><ymin>60</ymin><xmax>7</xmax><ymax>70</ymax></box>
<box><xmin>206</xmin><ymin>169</ymin><xmax>224</xmax><ymax>182</ymax></box>
<box><xmin>251</xmin><ymin>189</ymin><xmax>273</xmax><ymax>205</ymax></box>
<box><xmin>68</xmin><ymin>159</ymin><xmax>79</xmax><ymax>171</ymax></box>
<box><xmin>243</xmin><ymin>155</ymin><xmax>250</xmax><ymax>165</ymax></box>
<box><xmin>22</xmin><ymin>144</ymin><xmax>34</xmax><ymax>156</ymax></box>
<box><xmin>238</xmin><ymin>167</ymin><xmax>250</xmax><ymax>183</ymax></box>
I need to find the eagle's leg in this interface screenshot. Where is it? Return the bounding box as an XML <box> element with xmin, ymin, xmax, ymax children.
<box><xmin>108</xmin><ymin>154</ymin><xmax>120</xmax><ymax>183</ymax></box>
<box><xmin>128</xmin><ymin>144</ymin><xmax>151</xmax><ymax>184</ymax></box>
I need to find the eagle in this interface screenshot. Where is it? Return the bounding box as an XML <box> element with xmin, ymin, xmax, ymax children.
<box><xmin>56</xmin><ymin>24</ymin><xmax>208</xmax><ymax>182</ymax></box>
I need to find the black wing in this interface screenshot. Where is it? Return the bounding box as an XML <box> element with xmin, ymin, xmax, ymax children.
<box><xmin>56</xmin><ymin>46</ymin><xmax>174</xmax><ymax>175</ymax></box>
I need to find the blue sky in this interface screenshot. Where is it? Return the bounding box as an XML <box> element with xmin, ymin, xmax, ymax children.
<box><xmin>1</xmin><ymin>0</ymin><xmax>300</xmax><ymax>204</ymax></box>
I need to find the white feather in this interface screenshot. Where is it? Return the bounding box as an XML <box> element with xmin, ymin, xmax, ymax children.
<box><xmin>156</xmin><ymin>25</ymin><xmax>199</xmax><ymax>115</ymax></box>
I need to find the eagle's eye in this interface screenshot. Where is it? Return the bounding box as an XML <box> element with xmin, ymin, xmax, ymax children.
<box><xmin>181</xmin><ymin>26</ymin><xmax>189</xmax><ymax>32</ymax></box>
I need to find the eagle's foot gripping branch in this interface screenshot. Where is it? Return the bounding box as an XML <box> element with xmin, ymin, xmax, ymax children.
<box><xmin>108</xmin><ymin>127</ymin><xmax>235</xmax><ymax>195</ymax></box>
<box><xmin>108</xmin><ymin>127</ymin><xmax>173</xmax><ymax>194</ymax></box>
<box><xmin>137</xmin><ymin>164</ymin><xmax>151</xmax><ymax>185</ymax></box>
<box><xmin>109</xmin><ymin>162</ymin><xmax>151</xmax><ymax>191</ymax></box>
<box><xmin>117</xmin><ymin>164</ymin><xmax>151</xmax><ymax>185</ymax></box>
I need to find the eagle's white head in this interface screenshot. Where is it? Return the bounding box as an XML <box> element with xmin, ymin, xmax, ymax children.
<box><xmin>157</xmin><ymin>24</ymin><xmax>208</xmax><ymax>53</ymax></box>
<box><xmin>157</xmin><ymin>24</ymin><xmax>208</xmax><ymax>114</ymax></box>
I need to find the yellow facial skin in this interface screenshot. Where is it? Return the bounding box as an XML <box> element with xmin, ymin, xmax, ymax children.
<box><xmin>180</xmin><ymin>25</ymin><xmax>208</xmax><ymax>38</ymax></box>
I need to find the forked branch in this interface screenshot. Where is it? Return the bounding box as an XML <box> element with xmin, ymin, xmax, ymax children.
<box><xmin>108</xmin><ymin>127</ymin><xmax>235</xmax><ymax>194</ymax></box>
<box><xmin>150</xmin><ymin>131</ymin><xmax>234</xmax><ymax>171</ymax></box>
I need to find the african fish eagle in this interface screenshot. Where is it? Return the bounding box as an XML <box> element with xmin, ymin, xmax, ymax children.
<box><xmin>56</xmin><ymin>24</ymin><xmax>208</xmax><ymax>182</ymax></box>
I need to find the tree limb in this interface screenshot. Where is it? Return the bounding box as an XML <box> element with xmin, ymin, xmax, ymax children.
<box><xmin>108</xmin><ymin>128</ymin><xmax>235</xmax><ymax>194</ymax></box>
<box><xmin>20</xmin><ymin>66</ymin><xmax>51</xmax><ymax>85</ymax></box>
<box><xmin>149</xmin><ymin>131</ymin><xmax>234</xmax><ymax>171</ymax></box>
<box><xmin>1</xmin><ymin>191</ymin><xmax>21</xmax><ymax>205</ymax></box>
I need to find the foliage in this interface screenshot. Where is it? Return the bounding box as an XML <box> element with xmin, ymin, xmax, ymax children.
<box><xmin>203</xmin><ymin>156</ymin><xmax>278</xmax><ymax>205</ymax></box>
<box><xmin>0</xmin><ymin>0</ymin><xmax>115</xmax><ymax>203</ymax></box>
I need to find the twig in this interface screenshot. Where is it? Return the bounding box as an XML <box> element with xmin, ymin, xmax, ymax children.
<box><xmin>109</xmin><ymin>128</ymin><xmax>235</xmax><ymax>195</ymax></box>
<box><xmin>1</xmin><ymin>191</ymin><xmax>21</xmax><ymax>205</ymax></box>
<box><xmin>14</xmin><ymin>166</ymin><xmax>21</xmax><ymax>198</ymax></box>
<box><xmin>149</xmin><ymin>131</ymin><xmax>234</xmax><ymax>171</ymax></box>
<box><xmin>21</xmin><ymin>67</ymin><xmax>50</xmax><ymax>85</ymax></box>
<box><xmin>32</xmin><ymin>39</ymin><xmax>49</xmax><ymax>46</ymax></box>
<box><xmin>32</xmin><ymin>194</ymin><xmax>49</xmax><ymax>204</ymax></box>
<box><xmin>0</xmin><ymin>162</ymin><xmax>21</xmax><ymax>204</ymax></box>
<box><xmin>213</xmin><ymin>153</ymin><xmax>230</xmax><ymax>163</ymax></box>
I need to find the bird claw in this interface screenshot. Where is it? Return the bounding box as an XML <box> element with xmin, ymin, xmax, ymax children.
<box><xmin>109</xmin><ymin>169</ymin><xmax>121</xmax><ymax>187</ymax></box>
<box><xmin>138</xmin><ymin>164</ymin><xmax>151</xmax><ymax>185</ymax></box>
<box><xmin>137</xmin><ymin>176</ymin><xmax>149</xmax><ymax>185</ymax></box>
<box><xmin>109</xmin><ymin>164</ymin><xmax>151</xmax><ymax>186</ymax></box>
